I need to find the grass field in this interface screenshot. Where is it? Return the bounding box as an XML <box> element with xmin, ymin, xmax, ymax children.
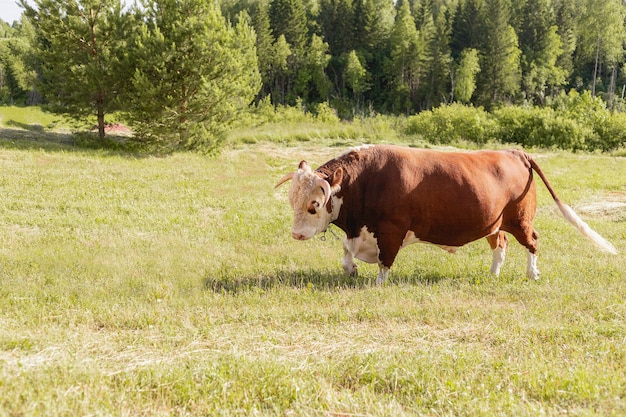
<box><xmin>0</xmin><ymin>122</ymin><xmax>625</xmax><ymax>416</ymax></box>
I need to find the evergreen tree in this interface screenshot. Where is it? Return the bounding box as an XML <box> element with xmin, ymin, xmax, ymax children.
<box><xmin>413</xmin><ymin>0</ymin><xmax>435</xmax><ymax>108</ymax></box>
<box><xmin>554</xmin><ymin>0</ymin><xmax>579</xmax><ymax>82</ymax></box>
<box><xmin>451</xmin><ymin>0</ymin><xmax>483</xmax><ymax>60</ymax></box>
<box><xmin>125</xmin><ymin>0</ymin><xmax>261</xmax><ymax>151</ymax></box>
<box><xmin>476</xmin><ymin>0</ymin><xmax>521</xmax><ymax>107</ymax></box>
<box><xmin>269</xmin><ymin>0</ymin><xmax>309</xmax><ymax>103</ymax></box>
<box><xmin>21</xmin><ymin>0</ymin><xmax>130</xmax><ymax>138</ymax></box>
<box><xmin>517</xmin><ymin>0</ymin><xmax>566</xmax><ymax>103</ymax></box>
<box><xmin>251</xmin><ymin>0</ymin><xmax>274</xmax><ymax>101</ymax></box>
<box><xmin>387</xmin><ymin>0</ymin><xmax>425</xmax><ymax>113</ymax></box>
<box><xmin>318</xmin><ymin>0</ymin><xmax>354</xmax><ymax>58</ymax></box>
<box><xmin>269</xmin><ymin>34</ymin><xmax>292</xmax><ymax>104</ymax></box>
<box><xmin>318</xmin><ymin>0</ymin><xmax>354</xmax><ymax>101</ymax></box>
<box><xmin>269</xmin><ymin>0</ymin><xmax>308</xmax><ymax>55</ymax></box>
<box><xmin>353</xmin><ymin>0</ymin><xmax>376</xmax><ymax>52</ymax></box>
<box><xmin>297</xmin><ymin>34</ymin><xmax>332</xmax><ymax>102</ymax></box>
<box><xmin>423</xmin><ymin>3</ymin><xmax>453</xmax><ymax>107</ymax></box>
<box><xmin>353</xmin><ymin>0</ymin><xmax>395</xmax><ymax>109</ymax></box>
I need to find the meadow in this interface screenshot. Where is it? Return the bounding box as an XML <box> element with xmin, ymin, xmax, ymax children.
<box><xmin>0</xmin><ymin>109</ymin><xmax>625</xmax><ymax>416</ymax></box>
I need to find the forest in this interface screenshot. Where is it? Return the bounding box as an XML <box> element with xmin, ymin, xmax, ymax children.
<box><xmin>0</xmin><ymin>0</ymin><xmax>625</xmax><ymax>151</ymax></box>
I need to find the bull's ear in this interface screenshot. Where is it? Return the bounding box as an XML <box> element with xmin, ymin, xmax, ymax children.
<box><xmin>298</xmin><ymin>160</ymin><xmax>310</xmax><ymax>171</ymax></box>
<box><xmin>328</xmin><ymin>167</ymin><xmax>343</xmax><ymax>193</ymax></box>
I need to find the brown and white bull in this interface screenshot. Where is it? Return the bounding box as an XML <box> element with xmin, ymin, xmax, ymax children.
<box><xmin>275</xmin><ymin>145</ymin><xmax>617</xmax><ymax>283</ymax></box>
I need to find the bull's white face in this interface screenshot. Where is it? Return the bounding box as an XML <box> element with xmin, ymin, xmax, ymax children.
<box><xmin>276</xmin><ymin>161</ymin><xmax>341</xmax><ymax>241</ymax></box>
<box><xmin>288</xmin><ymin>173</ymin><xmax>332</xmax><ymax>240</ymax></box>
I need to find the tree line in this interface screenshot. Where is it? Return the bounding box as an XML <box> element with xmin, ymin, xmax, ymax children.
<box><xmin>0</xmin><ymin>0</ymin><xmax>625</xmax><ymax>151</ymax></box>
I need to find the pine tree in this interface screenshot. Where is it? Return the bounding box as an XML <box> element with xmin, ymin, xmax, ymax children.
<box><xmin>269</xmin><ymin>0</ymin><xmax>308</xmax><ymax>103</ymax></box>
<box><xmin>517</xmin><ymin>0</ymin><xmax>566</xmax><ymax>103</ymax></box>
<box><xmin>554</xmin><ymin>0</ymin><xmax>579</xmax><ymax>81</ymax></box>
<box><xmin>451</xmin><ymin>0</ymin><xmax>484</xmax><ymax>60</ymax></box>
<box><xmin>318</xmin><ymin>0</ymin><xmax>355</xmax><ymax>58</ymax></box>
<box><xmin>476</xmin><ymin>0</ymin><xmax>521</xmax><ymax>107</ymax></box>
<box><xmin>353</xmin><ymin>0</ymin><xmax>376</xmax><ymax>52</ymax></box>
<box><xmin>387</xmin><ymin>0</ymin><xmax>425</xmax><ymax>113</ymax></box>
<box><xmin>251</xmin><ymin>0</ymin><xmax>274</xmax><ymax>101</ymax></box>
<box><xmin>124</xmin><ymin>0</ymin><xmax>261</xmax><ymax>152</ymax></box>
<box><xmin>353</xmin><ymin>0</ymin><xmax>395</xmax><ymax>109</ymax></box>
<box><xmin>305</xmin><ymin>34</ymin><xmax>332</xmax><ymax>102</ymax></box>
<box><xmin>419</xmin><ymin>2</ymin><xmax>453</xmax><ymax>108</ymax></box>
<box><xmin>269</xmin><ymin>34</ymin><xmax>292</xmax><ymax>104</ymax></box>
<box><xmin>21</xmin><ymin>0</ymin><xmax>130</xmax><ymax>138</ymax></box>
<box><xmin>269</xmin><ymin>0</ymin><xmax>308</xmax><ymax>55</ymax></box>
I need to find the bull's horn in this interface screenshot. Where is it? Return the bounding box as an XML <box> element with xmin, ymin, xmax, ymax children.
<box><xmin>316</xmin><ymin>176</ymin><xmax>332</xmax><ymax>207</ymax></box>
<box><xmin>275</xmin><ymin>172</ymin><xmax>294</xmax><ymax>188</ymax></box>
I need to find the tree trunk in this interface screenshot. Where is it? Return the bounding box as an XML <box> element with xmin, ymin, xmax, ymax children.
<box><xmin>97</xmin><ymin>96</ymin><xmax>105</xmax><ymax>140</ymax></box>
<box><xmin>592</xmin><ymin>36</ymin><xmax>601</xmax><ymax>97</ymax></box>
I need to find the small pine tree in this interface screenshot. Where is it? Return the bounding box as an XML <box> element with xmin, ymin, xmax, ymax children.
<box><xmin>123</xmin><ymin>0</ymin><xmax>261</xmax><ymax>152</ymax></box>
<box><xmin>21</xmin><ymin>0</ymin><xmax>129</xmax><ymax>138</ymax></box>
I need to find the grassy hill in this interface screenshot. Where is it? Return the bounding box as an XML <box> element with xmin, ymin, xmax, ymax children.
<box><xmin>0</xmin><ymin>122</ymin><xmax>624</xmax><ymax>415</ymax></box>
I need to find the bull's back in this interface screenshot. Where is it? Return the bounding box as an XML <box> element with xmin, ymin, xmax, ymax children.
<box><xmin>357</xmin><ymin>147</ymin><xmax>534</xmax><ymax>246</ymax></box>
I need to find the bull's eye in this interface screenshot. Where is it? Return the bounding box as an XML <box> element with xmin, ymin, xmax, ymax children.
<box><xmin>307</xmin><ymin>200</ymin><xmax>320</xmax><ymax>215</ymax></box>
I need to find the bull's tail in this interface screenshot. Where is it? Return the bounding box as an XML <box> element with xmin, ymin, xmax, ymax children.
<box><xmin>527</xmin><ymin>154</ymin><xmax>618</xmax><ymax>254</ymax></box>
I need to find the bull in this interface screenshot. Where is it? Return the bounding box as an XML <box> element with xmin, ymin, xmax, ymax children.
<box><xmin>275</xmin><ymin>145</ymin><xmax>618</xmax><ymax>283</ymax></box>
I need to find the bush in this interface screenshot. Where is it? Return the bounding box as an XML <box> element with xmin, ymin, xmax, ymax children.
<box><xmin>405</xmin><ymin>104</ymin><xmax>495</xmax><ymax>145</ymax></box>
<box><xmin>593</xmin><ymin>112</ymin><xmax>626</xmax><ymax>151</ymax></box>
<box><xmin>492</xmin><ymin>106</ymin><xmax>593</xmax><ymax>151</ymax></box>
<box><xmin>313</xmin><ymin>102</ymin><xmax>340</xmax><ymax>124</ymax></box>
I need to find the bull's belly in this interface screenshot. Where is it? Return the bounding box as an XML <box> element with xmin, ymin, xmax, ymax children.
<box><xmin>402</xmin><ymin>230</ymin><xmax>461</xmax><ymax>253</ymax></box>
<box><xmin>343</xmin><ymin>227</ymin><xmax>491</xmax><ymax>265</ymax></box>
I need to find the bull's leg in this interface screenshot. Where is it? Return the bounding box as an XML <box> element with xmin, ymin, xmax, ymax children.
<box><xmin>375</xmin><ymin>228</ymin><xmax>404</xmax><ymax>285</ymax></box>
<box><xmin>526</xmin><ymin>251</ymin><xmax>540</xmax><ymax>281</ymax></box>
<box><xmin>505</xmin><ymin>222</ymin><xmax>540</xmax><ymax>280</ymax></box>
<box><xmin>376</xmin><ymin>265</ymin><xmax>390</xmax><ymax>285</ymax></box>
<box><xmin>342</xmin><ymin>239</ymin><xmax>358</xmax><ymax>276</ymax></box>
<box><xmin>486</xmin><ymin>231</ymin><xmax>508</xmax><ymax>276</ymax></box>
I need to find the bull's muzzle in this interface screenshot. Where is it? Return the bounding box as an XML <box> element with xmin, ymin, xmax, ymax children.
<box><xmin>291</xmin><ymin>232</ymin><xmax>309</xmax><ymax>241</ymax></box>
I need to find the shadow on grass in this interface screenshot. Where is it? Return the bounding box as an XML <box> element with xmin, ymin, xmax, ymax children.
<box><xmin>5</xmin><ymin>120</ymin><xmax>47</xmax><ymax>132</ymax></box>
<box><xmin>203</xmin><ymin>267</ymin><xmax>451</xmax><ymax>293</ymax></box>
<box><xmin>0</xmin><ymin>127</ymin><xmax>143</xmax><ymax>156</ymax></box>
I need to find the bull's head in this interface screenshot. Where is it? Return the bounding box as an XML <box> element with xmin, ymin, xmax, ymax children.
<box><xmin>275</xmin><ymin>161</ymin><xmax>343</xmax><ymax>240</ymax></box>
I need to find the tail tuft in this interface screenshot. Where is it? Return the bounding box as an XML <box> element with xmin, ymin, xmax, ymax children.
<box><xmin>556</xmin><ymin>201</ymin><xmax>618</xmax><ymax>254</ymax></box>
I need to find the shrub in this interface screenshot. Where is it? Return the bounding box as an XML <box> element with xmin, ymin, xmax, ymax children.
<box><xmin>593</xmin><ymin>112</ymin><xmax>626</xmax><ymax>151</ymax></box>
<box><xmin>313</xmin><ymin>102</ymin><xmax>340</xmax><ymax>124</ymax></box>
<box><xmin>405</xmin><ymin>104</ymin><xmax>495</xmax><ymax>145</ymax></box>
<box><xmin>492</xmin><ymin>106</ymin><xmax>593</xmax><ymax>151</ymax></box>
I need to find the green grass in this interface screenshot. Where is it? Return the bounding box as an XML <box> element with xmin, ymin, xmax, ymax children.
<box><xmin>0</xmin><ymin>125</ymin><xmax>625</xmax><ymax>416</ymax></box>
<box><xmin>0</xmin><ymin>106</ymin><xmax>69</xmax><ymax>131</ymax></box>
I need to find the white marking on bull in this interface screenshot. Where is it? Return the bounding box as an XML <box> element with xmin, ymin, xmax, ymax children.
<box><xmin>401</xmin><ymin>231</ymin><xmax>421</xmax><ymax>247</ymax></box>
<box><xmin>490</xmin><ymin>247</ymin><xmax>506</xmax><ymax>276</ymax></box>
<box><xmin>344</xmin><ymin>226</ymin><xmax>380</xmax><ymax>264</ymax></box>
<box><xmin>402</xmin><ymin>230</ymin><xmax>459</xmax><ymax>253</ymax></box>
<box><xmin>526</xmin><ymin>251</ymin><xmax>540</xmax><ymax>280</ymax></box>
<box><xmin>376</xmin><ymin>266</ymin><xmax>390</xmax><ymax>285</ymax></box>
<box><xmin>330</xmin><ymin>196</ymin><xmax>343</xmax><ymax>222</ymax></box>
